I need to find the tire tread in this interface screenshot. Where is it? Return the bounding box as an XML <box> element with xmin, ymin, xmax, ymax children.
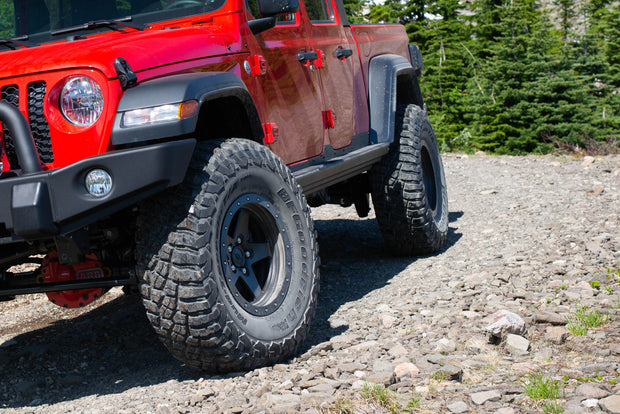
<box><xmin>136</xmin><ymin>139</ymin><xmax>319</xmax><ymax>372</ymax></box>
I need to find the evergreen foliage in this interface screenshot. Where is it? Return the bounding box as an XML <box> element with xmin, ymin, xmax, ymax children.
<box><xmin>365</xmin><ymin>0</ymin><xmax>620</xmax><ymax>154</ymax></box>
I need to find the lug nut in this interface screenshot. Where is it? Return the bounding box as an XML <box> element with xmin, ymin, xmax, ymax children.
<box><xmin>231</xmin><ymin>265</ymin><xmax>236</xmax><ymax>272</ymax></box>
<box><xmin>242</xmin><ymin>268</ymin><xmax>247</xmax><ymax>275</ymax></box>
<box><xmin>227</xmin><ymin>245</ymin><xmax>233</xmax><ymax>253</ymax></box>
<box><xmin>236</xmin><ymin>237</ymin><xmax>242</xmax><ymax>245</ymax></box>
<box><xmin>245</xmin><ymin>251</ymin><xmax>251</xmax><ymax>258</ymax></box>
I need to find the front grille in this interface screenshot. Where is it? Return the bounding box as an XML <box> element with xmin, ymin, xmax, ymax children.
<box><xmin>1</xmin><ymin>85</ymin><xmax>20</xmax><ymax>168</ymax></box>
<box><xmin>0</xmin><ymin>82</ymin><xmax>54</xmax><ymax>170</ymax></box>
<box><xmin>27</xmin><ymin>82</ymin><xmax>53</xmax><ymax>163</ymax></box>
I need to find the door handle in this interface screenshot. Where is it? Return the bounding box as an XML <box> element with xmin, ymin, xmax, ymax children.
<box><xmin>297</xmin><ymin>51</ymin><xmax>319</xmax><ymax>64</ymax></box>
<box><xmin>335</xmin><ymin>48</ymin><xmax>353</xmax><ymax>59</ymax></box>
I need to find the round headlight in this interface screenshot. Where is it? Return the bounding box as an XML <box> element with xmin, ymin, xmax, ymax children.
<box><xmin>60</xmin><ymin>76</ymin><xmax>104</xmax><ymax>126</ymax></box>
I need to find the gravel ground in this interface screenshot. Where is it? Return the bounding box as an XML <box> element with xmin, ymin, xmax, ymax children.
<box><xmin>0</xmin><ymin>153</ymin><xmax>619</xmax><ymax>414</ymax></box>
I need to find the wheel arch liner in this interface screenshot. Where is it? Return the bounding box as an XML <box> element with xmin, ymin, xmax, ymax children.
<box><xmin>368</xmin><ymin>54</ymin><xmax>424</xmax><ymax>145</ymax></box>
<box><xmin>112</xmin><ymin>72</ymin><xmax>263</xmax><ymax>145</ymax></box>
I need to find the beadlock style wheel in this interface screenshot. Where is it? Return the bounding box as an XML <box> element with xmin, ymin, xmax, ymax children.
<box><xmin>220</xmin><ymin>194</ymin><xmax>291</xmax><ymax>316</ymax></box>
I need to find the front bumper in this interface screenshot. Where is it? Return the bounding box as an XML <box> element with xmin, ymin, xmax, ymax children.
<box><xmin>0</xmin><ymin>138</ymin><xmax>196</xmax><ymax>240</ymax></box>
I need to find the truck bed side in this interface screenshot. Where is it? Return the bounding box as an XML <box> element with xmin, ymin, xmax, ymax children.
<box><xmin>349</xmin><ymin>24</ymin><xmax>410</xmax><ymax>97</ymax></box>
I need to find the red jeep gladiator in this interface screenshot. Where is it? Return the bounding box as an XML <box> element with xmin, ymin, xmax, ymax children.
<box><xmin>0</xmin><ymin>0</ymin><xmax>448</xmax><ymax>372</ymax></box>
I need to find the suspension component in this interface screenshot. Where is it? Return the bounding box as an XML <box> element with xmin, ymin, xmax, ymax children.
<box><xmin>39</xmin><ymin>250</ymin><xmax>108</xmax><ymax>308</ymax></box>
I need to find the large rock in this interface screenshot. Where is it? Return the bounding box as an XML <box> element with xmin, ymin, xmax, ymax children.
<box><xmin>599</xmin><ymin>395</ymin><xmax>620</xmax><ymax>414</ymax></box>
<box><xmin>484</xmin><ymin>310</ymin><xmax>527</xmax><ymax>341</ymax></box>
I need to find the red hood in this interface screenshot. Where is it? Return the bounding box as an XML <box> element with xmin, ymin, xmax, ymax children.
<box><xmin>0</xmin><ymin>24</ymin><xmax>240</xmax><ymax>81</ymax></box>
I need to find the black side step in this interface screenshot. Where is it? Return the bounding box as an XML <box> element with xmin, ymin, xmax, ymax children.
<box><xmin>293</xmin><ymin>143</ymin><xmax>390</xmax><ymax>195</ymax></box>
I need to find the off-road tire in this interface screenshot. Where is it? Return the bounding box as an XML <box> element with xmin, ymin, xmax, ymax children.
<box><xmin>371</xmin><ymin>104</ymin><xmax>448</xmax><ymax>255</ymax></box>
<box><xmin>136</xmin><ymin>138</ymin><xmax>320</xmax><ymax>373</ymax></box>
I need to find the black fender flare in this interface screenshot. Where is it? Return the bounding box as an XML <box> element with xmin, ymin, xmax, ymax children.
<box><xmin>368</xmin><ymin>54</ymin><xmax>424</xmax><ymax>145</ymax></box>
<box><xmin>111</xmin><ymin>72</ymin><xmax>263</xmax><ymax>145</ymax></box>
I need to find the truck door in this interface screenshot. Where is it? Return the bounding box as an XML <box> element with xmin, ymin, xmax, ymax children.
<box><xmin>245</xmin><ymin>5</ymin><xmax>325</xmax><ymax>165</ymax></box>
<box><xmin>303</xmin><ymin>0</ymin><xmax>355</xmax><ymax>150</ymax></box>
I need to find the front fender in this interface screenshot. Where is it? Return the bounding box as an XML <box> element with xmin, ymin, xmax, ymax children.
<box><xmin>111</xmin><ymin>72</ymin><xmax>262</xmax><ymax>145</ymax></box>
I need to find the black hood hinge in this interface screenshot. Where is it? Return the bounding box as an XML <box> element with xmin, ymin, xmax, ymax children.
<box><xmin>114</xmin><ymin>57</ymin><xmax>137</xmax><ymax>89</ymax></box>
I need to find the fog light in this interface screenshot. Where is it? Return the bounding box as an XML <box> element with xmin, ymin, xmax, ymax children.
<box><xmin>85</xmin><ymin>169</ymin><xmax>112</xmax><ymax>197</ymax></box>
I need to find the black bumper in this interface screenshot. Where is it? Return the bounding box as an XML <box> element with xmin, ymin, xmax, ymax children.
<box><xmin>0</xmin><ymin>138</ymin><xmax>196</xmax><ymax>240</ymax></box>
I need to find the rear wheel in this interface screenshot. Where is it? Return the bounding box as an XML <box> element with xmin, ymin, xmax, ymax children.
<box><xmin>371</xmin><ymin>104</ymin><xmax>448</xmax><ymax>255</ymax></box>
<box><xmin>136</xmin><ymin>138</ymin><xmax>319</xmax><ymax>372</ymax></box>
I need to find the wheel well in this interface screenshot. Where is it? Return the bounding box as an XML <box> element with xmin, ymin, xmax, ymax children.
<box><xmin>195</xmin><ymin>97</ymin><xmax>262</xmax><ymax>143</ymax></box>
<box><xmin>396</xmin><ymin>71</ymin><xmax>424</xmax><ymax>109</ymax></box>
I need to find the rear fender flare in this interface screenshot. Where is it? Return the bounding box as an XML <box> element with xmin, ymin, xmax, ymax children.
<box><xmin>112</xmin><ymin>72</ymin><xmax>263</xmax><ymax>145</ymax></box>
<box><xmin>368</xmin><ymin>54</ymin><xmax>424</xmax><ymax>144</ymax></box>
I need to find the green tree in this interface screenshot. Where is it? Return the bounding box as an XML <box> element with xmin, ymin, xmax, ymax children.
<box><xmin>368</xmin><ymin>0</ymin><xmax>402</xmax><ymax>23</ymax></box>
<box><xmin>343</xmin><ymin>0</ymin><xmax>368</xmax><ymax>23</ymax></box>
<box><xmin>0</xmin><ymin>0</ymin><xmax>14</xmax><ymax>39</ymax></box>
<box><xmin>396</xmin><ymin>0</ymin><xmax>474</xmax><ymax>150</ymax></box>
<box><xmin>467</xmin><ymin>0</ymin><xmax>547</xmax><ymax>153</ymax></box>
<box><xmin>553</xmin><ymin>0</ymin><xmax>574</xmax><ymax>49</ymax></box>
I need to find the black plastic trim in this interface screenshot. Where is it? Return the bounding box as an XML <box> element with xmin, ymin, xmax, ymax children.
<box><xmin>12</xmin><ymin>182</ymin><xmax>57</xmax><ymax>237</ymax></box>
<box><xmin>248</xmin><ymin>17</ymin><xmax>277</xmax><ymax>34</ymax></box>
<box><xmin>293</xmin><ymin>141</ymin><xmax>389</xmax><ymax>195</ymax></box>
<box><xmin>335</xmin><ymin>48</ymin><xmax>353</xmax><ymax>59</ymax></box>
<box><xmin>408</xmin><ymin>44</ymin><xmax>424</xmax><ymax>77</ymax></box>
<box><xmin>290</xmin><ymin>132</ymin><xmax>367</xmax><ymax>173</ymax></box>
<box><xmin>368</xmin><ymin>54</ymin><xmax>414</xmax><ymax>145</ymax></box>
<box><xmin>298</xmin><ymin>51</ymin><xmax>319</xmax><ymax>63</ymax></box>
<box><xmin>112</xmin><ymin>72</ymin><xmax>263</xmax><ymax>145</ymax></box>
<box><xmin>0</xmin><ymin>139</ymin><xmax>196</xmax><ymax>240</ymax></box>
<box><xmin>258</xmin><ymin>0</ymin><xmax>299</xmax><ymax>17</ymax></box>
<box><xmin>334</xmin><ymin>0</ymin><xmax>350</xmax><ymax>26</ymax></box>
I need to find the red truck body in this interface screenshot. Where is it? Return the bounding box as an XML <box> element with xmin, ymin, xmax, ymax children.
<box><xmin>0</xmin><ymin>0</ymin><xmax>446</xmax><ymax>373</ymax></box>
<box><xmin>0</xmin><ymin>0</ymin><xmax>408</xmax><ymax>169</ymax></box>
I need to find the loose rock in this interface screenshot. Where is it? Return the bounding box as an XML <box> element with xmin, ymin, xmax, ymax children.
<box><xmin>577</xmin><ymin>384</ymin><xmax>610</xmax><ymax>399</ymax></box>
<box><xmin>484</xmin><ymin>310</ymin><xmax>527</xmax><ymax>341</ymax></box>
<box><xmin>471</xmin><ymin>390</ymin><xmax>502</xmax><ymax>405</ymax></box>
<box><xmin>447</xmin><ymin>400</ymin><xmax>469</xmax><ymax>413</ymax></box>
<box><xmin>534</xmin><ymin>311</ymin><xmax>566</xmax><ymax>325</ymax></box>
<box><xmin>394</xmin><ymin>362</ymin><xmax>419</xmax><ymax>380</ymax></box>
<box><xmin>545</xmin><ymin>326</ymin><xmax>570</xmax><ymax>344</ymax></box>
<box><xmin>504</xmin><ymin>334</ymin><xmax>530</xmax><ymax>356</ymax></box>
<box><xmin>600</xmin><ymin>395</ymin><xmax>620</xmax><ymax>414</ymax></box>
<box><xmin>1</xmin><ymin>155</ymin><xmax>619</xmax><ymax>414</ymax></box>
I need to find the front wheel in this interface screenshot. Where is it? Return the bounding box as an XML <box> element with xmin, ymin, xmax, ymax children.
<box><xmin>136</xmin><ymin>138</ymin><xmax>320</xmax><ymax>372</ymax></box>
<box><xmin>371</xmin><ymin>104</ymin><xmax>448</xmax><ymax>255</ymax></box>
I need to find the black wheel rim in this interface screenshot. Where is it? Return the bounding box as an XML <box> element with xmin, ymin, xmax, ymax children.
<box><xmin>421</xmin><ymin>145</ymin><xmax>438</xmax><ymax>214</ymax></box>
<box><xmin>220</xmin><ymin>194</ymin><xmax>291</xmax><ymax>316</ymax></box>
